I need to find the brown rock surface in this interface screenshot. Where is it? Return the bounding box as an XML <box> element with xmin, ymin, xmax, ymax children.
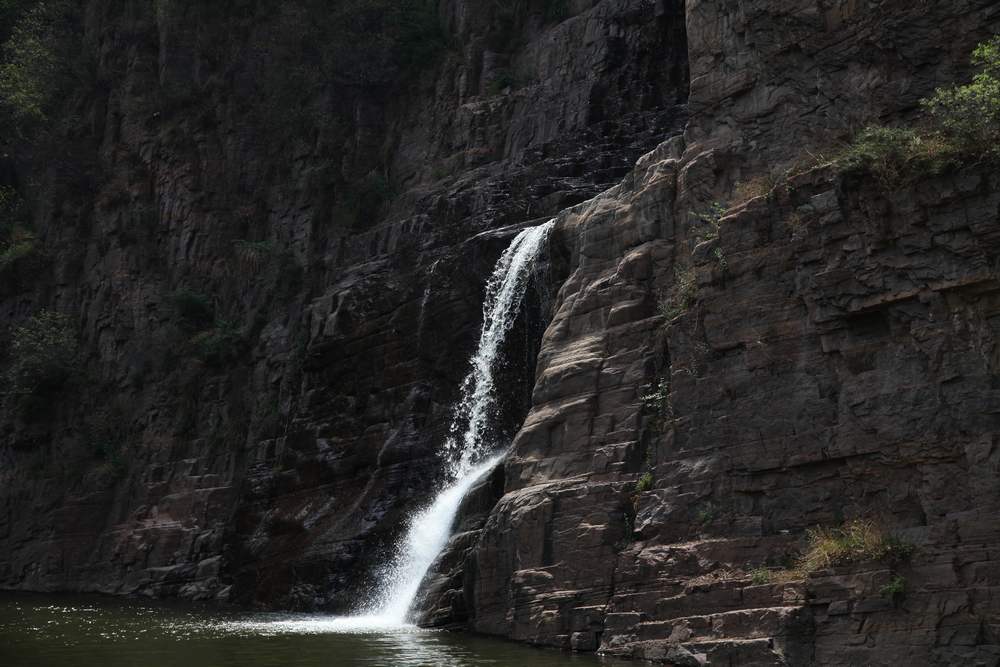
<box><xmin>452</xmin><ymin>1</ymin><xmax>1000</xmax><ymax>665</ymax></box>
<box><xmin>3</xmin><ymin>0</ymin><xmax>1000</xmax><ymax>664</ymax></box>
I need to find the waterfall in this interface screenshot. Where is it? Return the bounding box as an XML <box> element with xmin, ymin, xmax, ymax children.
<box><xmin>340</xmin><ymin>221</ymin><xmax>554</xmax><ymax>629</ymax></box>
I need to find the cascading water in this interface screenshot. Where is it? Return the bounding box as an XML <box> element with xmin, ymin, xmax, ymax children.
<box><xmin>338</xmin><ymin>220</ymin><xmax>554</xmax><ymax>630</ymax></box>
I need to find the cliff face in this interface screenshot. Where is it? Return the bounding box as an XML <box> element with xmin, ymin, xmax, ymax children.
<box><xmin>0</xmin><ymin>0</ymin><xmax>687</xmax><ymax>609</ymax></box>
<box><xmin>458</xmin><ymin>1</ymin><xmax>1000</xmax><ymax>664</ymax></box>
<box><xmin>2</xmin><ymin>1</ymin><xmax>1000</xmax><ymax>665</ymax></box>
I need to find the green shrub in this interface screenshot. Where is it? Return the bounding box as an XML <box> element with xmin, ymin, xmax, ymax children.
<box><xmin>5</xmin><ymin>309</ymin><xmax>77</xmax><ymax>396</ymax></box>
<box><xmin>713</xmin><ymin>247</ymin><xmax>728</xmax><ymax>272</ymax></box>
<box><xmin>695</xmin><ymin>503</ymin><xmax>716</xmax><ymax>525</ymax></box>
<box><xmin>641</xmin><ymin>379</ymin><xmax>672</xmax><ymax>432</ymax></box>
<box><xmin>838</xmin><ymin>126</ymin><xmax>958</xmax><ymax>188</ymax></box>
<box><xmin>189</xmin><ymin>319</ymin><xmax>245</xmax><ymax>367</ymax></box>
<box><xmin>694</xmin><ymin>201</ymin><xmax>726</xmax><ymax>240</ymax></box>
<box><xmin>749</xmin><ymin>567</ymin><xmax>772</xmax><ymax>585</ymax></box>
<box><xmin>0</xmin><ymin>0</ymin><xmax>81</xmax><ymax>131</ymax></box>
<box><xmin>880</xmin><ymin>574</ymin><xmax>907</xmax><ymax>602</ymax></box>
<box><xmin>659</xmin><ymin>267</ymin><xmax>697</xmax><ymax>321</ymax></box>
<box><xmin>923</xmin><ymin>36</ymin><xmax>1000</xmax><ymax>154</ymax></box>
<box><xmin>0</xmin><ymin>225</ymin><xmax>38</xmax><ymax>273</ymax></box>
<box><xmin>798</xmin><ymin>519</ymin><xmax>913</xmax><ymax>572</ymax></box>
<box><xmin>634</xmin><ymin>471</ymin><xmax>653</xmax><ymax>494</ymax></box>
<box><xmin>171</xmin><ymin>288</ymin><xmax>214</xmax><ymax>331</ymax></box>
<box><xmin>840</xmin><ymin>36</ymin><xmax>1000</xmax><ymax>187</ymax></box>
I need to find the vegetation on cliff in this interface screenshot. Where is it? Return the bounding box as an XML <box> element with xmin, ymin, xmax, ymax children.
<box><xmin>0</xmin><ymin>0</ymin><xmax>82</xmax><ymax>136</ymax></box>
<box><xmin>840</xmin><ymin>35</ymin><xmax>1000</xmax><ymax>186</ymax></box>
<box><xmin>3</xmin><ymin>309</ymin><xmax>77</xmax><ymax>398</ymax></box>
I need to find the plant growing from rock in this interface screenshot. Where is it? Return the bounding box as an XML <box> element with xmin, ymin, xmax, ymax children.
<box><xmin>640</xmin><ymin>378</ymin><xmax>671</xmax><ymax>431</ymax></box>
<box><xmin>189</xmin><ymin>319</ymin><xmax>245</xmax><ymax>367</ymax></box>
<box><xmin>4</xmin><ymin>309</ymin><xmax>77</xmax><ymax>396</ymax></box>
<box><xmin>732</xmin><ymin>174</ymin><xmax>778</xmax><ymax>205</ymax></box>
<box><xmin>797</xmin><ymin>518</ymin><xmax>913</xmax><ymax>572</ymax></box>
<box><xmin>693</xmin><ymin>201</ymin><xmax>726</xmax><ymax>241</ymax></box>
<box><xmin>923</xmin><ymin>36</ymin><xmax>1000</xmax><ymax>155</ymax></box>
<box><xmin>837</xmin><ymin>126</ymin><xmax>958</xmax><ymax>188</ymax></box>
<box><xmin>659</xmin><ymin>267</ymin><xmax>696</xmax><ymax>322</ymax></box>
<box><xmin>838</xmin><ymin>36</ymin><xmax>1000</xmax><ymax>187</ymax></box>
<box><xmin>712</xmin><ymin>246</ymin><xmax>728</xmax><ymax>273</ymax></box>
<box><xmin>879</xmin><ymin>574</ymin><xmax>907</xmax><ymax>604</ymax></box>
<box><xmin>0</xmin><ymin>185</ymin><xmax>40</xmax><ymax>279</ymax></box>
<box><xmin>695</xmin><ymin>502</ymin><xmax>717</xmax><ymax>525</ymax></box>
<box><xmin>634</xmin><ymin>471</ymin><xmax>653</xmax><ymax>494</ymax></box>
<box><xmin>0</xmin><ymin>0</ymin><xmax>82</xmax><ymax>133</ymax></box>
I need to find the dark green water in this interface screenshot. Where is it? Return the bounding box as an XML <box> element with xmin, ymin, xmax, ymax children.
<box><xmin>0</xmin><ymin>593</ymin><xmax>625</xmax><ymax>667</ymax></box>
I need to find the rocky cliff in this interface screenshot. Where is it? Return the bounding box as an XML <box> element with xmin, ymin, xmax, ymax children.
<box><xmin>2</xmin><ymin>1</ymin><xmax>1000</xmax><ymax>665</ymax></box>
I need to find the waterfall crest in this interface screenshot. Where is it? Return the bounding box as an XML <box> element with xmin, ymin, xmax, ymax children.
<box><xmin>341</xmin><ymin>221</ymin><xmax>554</xmax><ymax>628</ymax></box>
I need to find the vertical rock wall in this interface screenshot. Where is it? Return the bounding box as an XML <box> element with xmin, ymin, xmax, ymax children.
<box><xmin>0</xmin><ymin>0</ymin><xmax>689</xmax><ymax>611</ymax></box>
<box><xmin>2</xmin><ymin>0</ymin><xmax>1000</xmax><ymax>664</ymax></box>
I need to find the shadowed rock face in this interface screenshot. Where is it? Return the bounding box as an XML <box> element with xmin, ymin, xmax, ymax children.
<box><xmin>2</xmin><ymin>0</ymin><xmax>1000</xmax><ymax>665</ymax></box>
<box><xmin>0</xmin><ymin>0</ymin><xmax>687</xmax><ymax>611</ymax></box>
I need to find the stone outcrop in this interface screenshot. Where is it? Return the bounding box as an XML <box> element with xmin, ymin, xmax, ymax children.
<box><xmin>3</xmin><ymin>0</ymin><xmax>1000</xmax><ymax>665</ymax></box>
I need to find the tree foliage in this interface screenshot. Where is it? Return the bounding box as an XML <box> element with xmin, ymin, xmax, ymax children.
<box><xmin>922</xmin><ymin>36</ymin><xmax>1000</xmax><ymax>153</ymax></box>
<box><xmin>0</xmin><ymin>0</ymin><xmax>81</xmax><ymax>134</ymax></box>
<box><xmin>5</xmin><ymin>310</ymin><xmax>77</xmax><ymax>396</ymax></box>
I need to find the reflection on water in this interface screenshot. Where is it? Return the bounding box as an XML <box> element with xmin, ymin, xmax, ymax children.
<box><xmin>0</xmin><ymin>593</ymin><xmax>627</xmax><ymax>667</ymax></box>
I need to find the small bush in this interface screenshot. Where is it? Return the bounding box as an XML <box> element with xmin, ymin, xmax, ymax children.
<box><xmin>880</xmin><ymin>574</ymin><xmax>907</xmax><ymax>602</ymax></box>
<box><xmin>189</xmin><ymin>319</ymin><xmax>245</xmax><ymax>367</ymax></box>
<box><xmin>0</xmin><ymin>225</ymin><xmax>39</xmax><ymax>275</ymax></box>
<box><xmin>659</xmin><ymin>267</ymin><xmax>697</xmax><ymax>321</ymax></box>
<box><xmin>712</xmin><ymin>247</ymin><xmax>728</xmax><ymax>273</ymax></box>
<box><xmin>733</xmin><ymin>175</ymin><xmax>777</xmax><ymax>204</ymax></box>
<box><xmin>695</xmin><ymin>503</ymin><xmax>716</xmax><ymax>525</ymax></box>
<box><xmin>635</xmin><ymin>471</ymin><xmax>653</xmax><ymax>494</ymax></box>
<box><xmin>5</xmin><ymin>309</ymin><xmax>77</xmax><ymax>396</ymax></box>
<box><xmin>798</xmin><ymin>519</ymin><xmax>913</xmax><ymax>572</ymax></box>
<box><xmin>749</xmin><ymin>567</ymin><xmax>772</xmax><ymax>585</ymax></box>
<box><xmin>639</xmin><ymin>378</ymin><xmax>673</xmax><ymax>431</ymax></box>
<box><xmin>694</xmin><ymin>201</ymin><xmax>726</xmax><ymax>241</ymax></box>
<box><xmin>838</xmin><ymin>126</ymin><xmax>958</xmax><ymax>188</ymax></box>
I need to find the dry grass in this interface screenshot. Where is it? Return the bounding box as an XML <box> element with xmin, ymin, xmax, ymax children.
<box><xmin>732</xmin><ymin>174</ymin><xmax>779</xmax><ymax>205</ymax></box>
<box><xmin>836</xmin><ymin>126</ymin><xmax>962</xmax><ymax>189</ymax></box>
<box><xmin>742</xmin><ymin>519</ymin><xmax>914</xmax><ymax>587</ymax></box>
<box><xmin>747</xmin><ymin>567</ymin><xmax>805</xmax><ymax>585</ymax></box>
<box><xmin>797</xmin><ymin>519</ymin><xmax>913</xmax><ymax>572</ymax></box>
